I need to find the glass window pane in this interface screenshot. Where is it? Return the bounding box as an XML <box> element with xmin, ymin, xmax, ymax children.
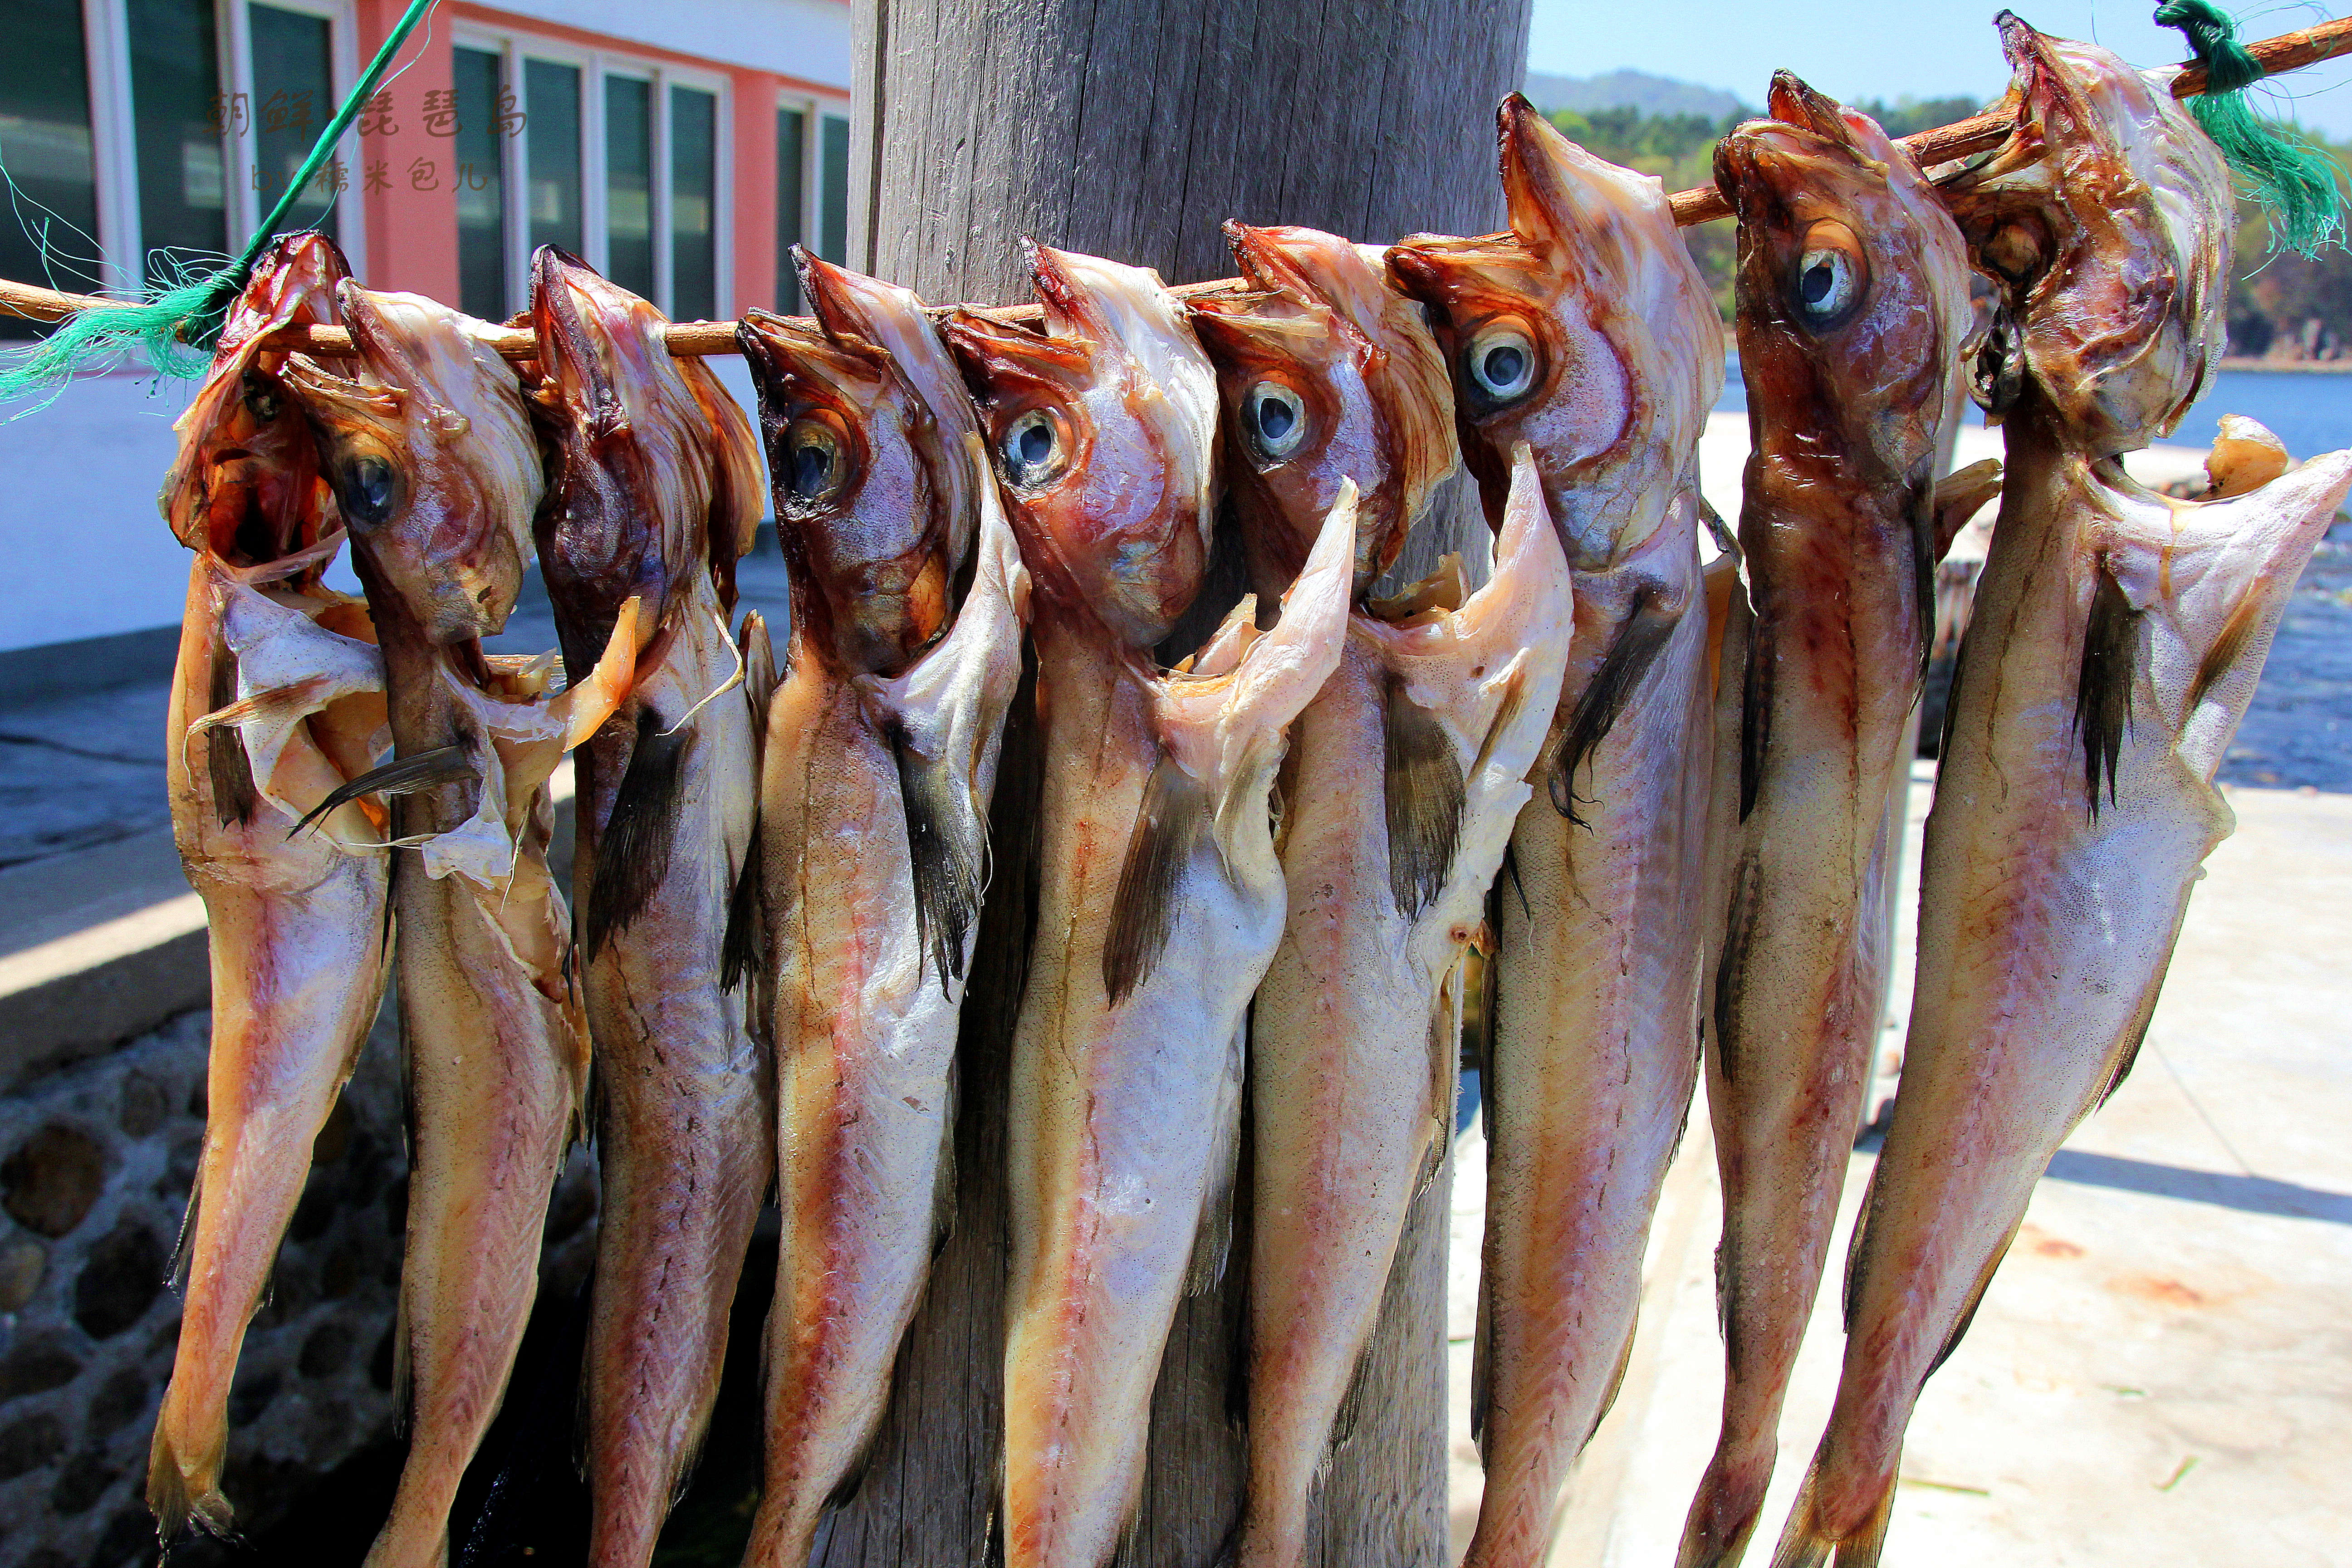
<box><xmin>818</xmin><ymin>113</ymin><xmax>848</xmax><ymax>265</ymax></box>
<box><xmin>604</xmin><ymin>75</ymin><xmax>652</xmax><ymax>298</ymax></box>
<box><xmin>0</xmin><ymin>0</ymin><xmax>101</xmax><ymax>337</ymax></box>
<box><xmin>775</xmin><ymin>108</ymin><xmax>803</xmax><ymax>314</ymax></box>
<box><xmin>453</xmin><ymin>46</ymin><xmax>505</xmax><ymax>319</ymax></box>
<box><xmin>127</xmin><ymin>0</ymin><xmax>227</xmax><ymax>289</ymax></box>
<box><xmin>669</xmin><ymin>84</ymin><xmax>715</xmax><ymax>321</ymax></box>
<box><xmin>249</xmin><ymin>4</ymin><xmax>334</xmax><ymax>240</ymax></box>
<box><xmin>524</xmin><ymin>59</ymin><xmax>580</xmax><ymax>258</ymax></box>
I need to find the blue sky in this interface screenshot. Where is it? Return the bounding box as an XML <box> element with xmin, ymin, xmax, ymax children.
<box><xmin>1527</xmin><ymin>0</ymin><xmax>2352</xmax><ymax>138</ymax></box>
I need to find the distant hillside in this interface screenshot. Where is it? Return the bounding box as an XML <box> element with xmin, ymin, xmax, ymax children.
<box><xmin>1522</xmin><ymin>69</ymin><xmax>1746</xmax><ymax>122</ymax></box>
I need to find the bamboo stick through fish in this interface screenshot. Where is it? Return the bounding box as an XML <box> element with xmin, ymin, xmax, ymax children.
<box><xmin>0</xmin><ymin>11</ymin><xmax>2342</xmax><ymax>357</ymax></box>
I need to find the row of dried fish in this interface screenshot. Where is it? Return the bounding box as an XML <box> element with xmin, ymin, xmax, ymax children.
<box><xmin>138</xmin><ymin>11</ymin><xmax>2346</xmax><ymax>1568</ymax></box>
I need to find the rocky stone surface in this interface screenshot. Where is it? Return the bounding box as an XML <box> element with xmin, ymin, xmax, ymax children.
<box><xmin>0</xmin><ymin>1001</ymin><xmax>607</xmax><ymax>1568</ymax></box>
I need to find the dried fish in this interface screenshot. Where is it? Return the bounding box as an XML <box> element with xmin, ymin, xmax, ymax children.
<box><xmin>945</xmin><ymin>244</ymin><xmax>1349</xmax><ymax>1568</ymax></box>
<box><xmin>1677</xmin><ymin>76</ymin><xmax>1976</xmax><ymax>1568</ymax></box>
<box><xmin>146</xmin><ymin>234</ymin><xmax>393</xmax><ymax>1540</ymax></box>
<box><xmin>1390</xmin><ymin>96</ymin><xmax>1723</xmax><ymax>1568</ymax></box>
<box><xmin>734</xmin><ymin>251</ymin><xmax>1028</xmax><ymax>1566</ymax></box>
<box><xmin>524</xmin><ymin>248</ymin><xmax>768</xmax><ymax>1568</ymax></box>
<box><xmin>282</xmin><ymin>283</ymin><xmax>635</xmax><ymax>1568</ymax></box>
<box><xmin>1189</xmin><ymin>224</ymin><xmax>1571</xmax><ymax>1568</ymax></box>
<box><xmin>1772</xmin><ymin>24</ymin><xmax>2344</xmax><ymax>1568</ymax></box>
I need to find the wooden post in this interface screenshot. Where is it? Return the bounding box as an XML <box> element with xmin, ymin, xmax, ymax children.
<box><xmin>818</xmin><ymin>5</ymin><xmax>1531</xmax><ymax>1565</ymax></box>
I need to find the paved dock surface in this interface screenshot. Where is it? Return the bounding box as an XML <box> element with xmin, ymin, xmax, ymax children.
<box><xmin>1444</xmin><ymin>780</ymin><xmax>2352</xmax><ymax>1566</ymax></box>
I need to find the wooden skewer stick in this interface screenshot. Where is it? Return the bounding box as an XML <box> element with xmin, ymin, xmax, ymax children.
<box><xmin>2</xmin><ymin>11</ymin><xmax>2347</xmax><ymax>362</ymax></box>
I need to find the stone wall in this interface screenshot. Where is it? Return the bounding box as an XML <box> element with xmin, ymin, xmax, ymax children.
<box><xmin>0</xmin><ymin>1004</ymin><xmax>603</xmax><ymax>1567</ymax></box>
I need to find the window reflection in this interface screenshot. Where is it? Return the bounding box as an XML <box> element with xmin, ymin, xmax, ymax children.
<box><xmin>127</xmin><ymin>0</ymin><xmax>227</xmax><ymax>289</ymax></box>
<box><xmin>525</xmin><ymin>59</ymin><xmax>580</xmax><ymax>258</ymax></box>
<box><xmin>605</xmin><ymin>75</ymin><xmax>651</xmax><ymax>299</ymax></box>
<box><xmin>669</xmin><ymin>85</ymin><xmax>715</xmax><ymax>321</ymax></box>
<box><xmin>249</xmin><ymin>4</ymin><xmax>335</xmax><ymax>239</ymax></box>
<box><xmin>0</xmin><ymin>0</ymin><xmax>102</xmax><ymax>337</ymax></box>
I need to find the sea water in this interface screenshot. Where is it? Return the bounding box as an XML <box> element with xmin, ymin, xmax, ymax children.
<box><xmin>1717</xmin><ymin>363</ymin><xmax>2352</xmax><ymax>462</ymax></box>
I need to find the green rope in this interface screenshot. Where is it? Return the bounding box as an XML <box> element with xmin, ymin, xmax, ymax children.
<box><xmin>0</xmin><ymin>0</ymin><xmax>436</xmax><ymax>405</ymax></box>
<box><xmin>2156</xmin><ymin>0</ymin><xmax>2345</xmax><ymax>256</ymax></box>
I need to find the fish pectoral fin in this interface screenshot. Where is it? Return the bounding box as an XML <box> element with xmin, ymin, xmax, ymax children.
<box><xmin>719</xmin><ymin>833</ymin><xmax>766</xmax><ymax>995</ymax></box>
<box><xmin>2072</xmin><ymin>562</ymin><xmax>2141</xmax><ymax>817</ymax></box>
<box><xmin>1931</xmin><ymin>459</ymin><xmax>2003</xmax><ymax>559</ymax></box>
<box><xmin>1101</xmin><ymin>751</ymin><xmax>1213</xmax><ymax>1005</ymax></box>
<box><xmin>887</xmin><ymin>714</ymin><xmax>987</xmax><ymax>995</ymax></box>
<box><xmin>1554</xmin><ymin>579</ymin><xmax>1684</xmax><ymax>823</ymax></box>
<box><xmin>286</xmin><ymin>745</ymin><xmax>477</xmax><ymax>839</ymax></box>
<box><xmin>739</xmin><ymin>610</ymin><xmax>778</xmax><ymax>754</ymax></box>
<box><xmin>583</xmin><ymin>705</ymin><xmax>693</xmax><ymax>960</ymax></box>
<box><xmin>1384</xmin><ymin>671</ymin><xmax>1469</xmax><ymax>919</ymax></box>
<box><xmin>1184</xmin><ymin>1023</ymin><xmax>1244</xmax><ymax>1298</ymax></box>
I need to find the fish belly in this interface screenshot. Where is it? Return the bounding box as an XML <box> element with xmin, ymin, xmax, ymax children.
<box><xmin>583</xmin><ymin>649</ymin><xmax>764</xmax><ymax>1568</ymax></box>
<box><xmin>747</xmin><ymin>662</ymin><xmax>960</xmax><ymax>1564</ymax></box>
<box><xmin>1468</xmin><ymin>597</ymin><xmax>1710</xmax><ymax>1568</ymax></box>
<box><xmin>1000</xmin><ymin>631</ymin><xmax>1276</xmax><ymax>1568</ymax></box>
<box><xmin>1238</xmin><ymin>642</ymin><xmax>1446</xmax><ymax>1568</ymax></box>
<box><xmin>151</xmin><ymin>576</ymin><xmax>392</xmax><ymax>1535</ymax></box>
<box><xmin>367</xmin><ymin>852</ymin><xmax>583</xmax><ymax>1568</ymax></box>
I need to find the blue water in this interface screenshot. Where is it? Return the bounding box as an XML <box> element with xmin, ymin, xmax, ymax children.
<box><xmin>1715</xmin><ymin>362</ymin><xmax>2352</xmax><ymax>461</ymax></box>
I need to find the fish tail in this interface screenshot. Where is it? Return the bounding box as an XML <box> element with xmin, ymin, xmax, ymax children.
<box><xmin>144</xmin><ymin>1416</ymin><xmax>235</xmax><ymax>1542</ymax></box>
<box><xmin>1674</xmin><ymin>1434</ymin><xmax>1777</xmax><ymax>1568</ymax></box>
<box><xmin>1767</xmin><ymin>1448</ymin><xmax>1896</xmax><ymax>1568</ymax></box>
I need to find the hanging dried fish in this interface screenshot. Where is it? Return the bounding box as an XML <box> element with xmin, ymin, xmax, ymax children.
<box><xmin>733</xmin><ymin>250</ymin><xmax>1029</xmax><ymax>1567</ymax></box>
<box><xmin>146</xmin><ymin>234</ymin><xmax>393</xmax><ymax>1541</ymax></box>
<box><xmin>1774</xmin><ymin>23</ymin><xmax>2348</xmax><ymax>1568</ymax></box>
<box><xmin>1187</xmin><ymin>223</ymin><xmax>1572</xmax><ymax>1568</ymax></box>
<box><xmin>1676</xmin><ymin>75</ymin><xmax>1978</xmax><ymax>1568</ymax></box>
<box><xmin>280</xmin><ymin>284</ymin><xmax>637</xmax><ymax>1568</ymax></box>
<box><xmin>1389</xmin><ymin>96</ymin><xmax>1724</xmax><ymax>1568</ymax></box>
<box><xmin>944</xmin><ymin>243</ymin><xmax>1351</xmax><ymax>1568</ymax></box>
<box><xmin>524</xmin><ymin>247</ymin><xmax>768</xmax><ymax>1568</ymax></box>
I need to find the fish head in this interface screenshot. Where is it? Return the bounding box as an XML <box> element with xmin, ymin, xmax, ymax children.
<box><xmin>162</xmin><ymin>232</ymin><xmax>350</xmax><ymax>570</ymax></box>
<box><xmin>1715</xmin><ymin>75</ymin><xmax>1974</xmax><ymax>488</ymax></box>
<box><xmin>1943</xmin><ymin>14</ymin><xmax>2231</xmax><ymax>452</ymax></box>
<box><xmin>942</xmin><ymin>242</ymin><xmax>1219</xmax><ymax>651</ymax></box>
<box><xmin>1387</xmin><ymin>95</ymin><xmax>1722</xmax><ymax>569</ymax></box>
<box><xmin>1187</xmin><ymin>222</ymin><xmax>1458</xmax><ymax>597</ymax></box>
<box><xmin>736</xmin><ymin>252</ymin><xmax>979</xmax><ymax>676</ymax></box>
<box><xmin>282</xmin><ymin>283</ymin><xmax>543</xmax><ymax>644</ymax></box>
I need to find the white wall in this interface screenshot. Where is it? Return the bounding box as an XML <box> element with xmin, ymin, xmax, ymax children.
<box><xmin>487</xmin><ymin>0</ymin><xmax>853</xmax><ymax>88</ymax></box>
<box><xmin>0</xmin><ymin>370</ymin><xmax>199</xmax><ymax>652</ymax></box>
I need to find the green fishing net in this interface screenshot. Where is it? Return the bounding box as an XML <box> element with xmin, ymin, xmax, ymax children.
<box><xmin>2156</xmin><ymin>0</ymin><xmax>2347</xmax><ymax>256</ymax></box>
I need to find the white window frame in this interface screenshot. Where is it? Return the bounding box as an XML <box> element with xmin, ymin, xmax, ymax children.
<box><xmin>453</xmin><ymin>22</ymin><xmax>733</xmax><ymax>321</ymax></box>
<box><xmin>80</xmin><ymin>0</ymin><xmax>365</xmax><ymax>295</ymax></box>
<box><xmin>777</xmin><ymin>93</ymin><xmax>851</xmax><ymax>277</ymax></box>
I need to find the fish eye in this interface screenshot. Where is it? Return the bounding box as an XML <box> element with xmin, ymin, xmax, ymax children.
<box><xmin>1243</xmin><ymin>380</ymin><xmax>1308</xmax><ymax>461</ymax></box>
<box><xmin>338</xmin><ymin>453</ymin><xmax>398</xmax><ymax>529</ymax></box>
<box><xmin>1000</xmin><ymin>408</ymin><xmax>1068</xmax><ymax>489</ymax></box>
<box><xmin>1794</xmin><ymin>220</ymin><xmax>1867</xmax><ymax>328</ymax></box>
<box><xmin>784</xmin><ymin>417</ymin><xmax>844</xmax><ymax>505</ymax></box>
<box><xmin>1464</xmin><ymin>324</ymin><xmax>1539</xmax><ymax>410</ymax></box>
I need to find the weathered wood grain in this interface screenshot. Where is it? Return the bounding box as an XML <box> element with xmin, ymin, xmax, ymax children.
<box><xmin>815</xmin><ymin>4</ymin><xmax>1532</xmax><ymax>1565</ymax></box>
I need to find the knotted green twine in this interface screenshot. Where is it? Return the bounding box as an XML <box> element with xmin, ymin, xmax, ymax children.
<box><xmin>2156</xmin><ymin>0</ymin><xmax>2346</xmax><ymax>256</ymax></box>
<box><xmin>0</xmin><ymin>0</ymin><xmax>436</xmax><ymax>405</ymax></box>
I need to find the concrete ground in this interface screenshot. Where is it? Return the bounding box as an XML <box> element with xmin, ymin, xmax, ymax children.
<box><xmin>1442</xmin><ymin>423</ymin><xmax>2352</xmax><ymax>1563</ymax></box>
